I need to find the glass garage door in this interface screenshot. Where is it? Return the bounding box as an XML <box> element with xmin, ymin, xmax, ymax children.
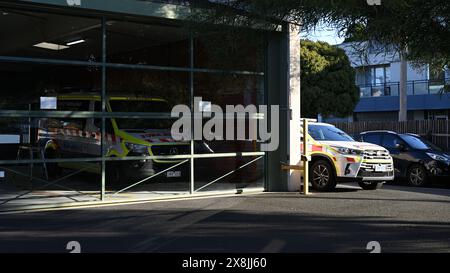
<box><xmin>0</xmin><ymin>5</ymin><xmax>266</xmax><ymax>212</ymax></box>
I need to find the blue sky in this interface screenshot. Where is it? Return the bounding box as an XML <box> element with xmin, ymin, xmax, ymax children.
<box><xmin>303</xmin><ymin>24</ymin><xmax>344</xmax><ymax>45</ymax></box>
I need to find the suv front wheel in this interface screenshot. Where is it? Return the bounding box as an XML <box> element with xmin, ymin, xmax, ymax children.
<box><xmin>310</xmin><ymin>160</ymin><xmax>337</xmax><ymax>192</ymax></box>
<box><xmin>407</xmin><ymin>164</ymin><xmax>428</xmax><ymax>187</ymax></box>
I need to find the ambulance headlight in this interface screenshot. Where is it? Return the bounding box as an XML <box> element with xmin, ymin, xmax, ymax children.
<box><xmin>125</xmin><ymin>143</ymin><xmax>149</xmax><ymax>155</ymax></box>
<box><xmin>332</xmin><ymin>146</ymin><xmax>363</xmax><ymax>155</ymax></box>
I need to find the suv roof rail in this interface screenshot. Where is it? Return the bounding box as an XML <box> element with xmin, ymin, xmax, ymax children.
<box><xmin>403</xmin><ymin>132</ymin><xmax>421</xmax><ymax>137</ymax></box>
<box><xmin>360</xmin><ymin>130</ymin><xmax>397</xmax><ymax>134</ymax></box>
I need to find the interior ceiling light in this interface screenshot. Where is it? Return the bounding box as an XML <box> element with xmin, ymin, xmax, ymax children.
<box><xmin>66</xmin><ymin>39</ymin><xmax>85</xmax><ymax>46</ymax></box>
<box><xmin>33</xmin><ymin>42</ymin><xmax>69</xmax><ymax>51</ymax></box>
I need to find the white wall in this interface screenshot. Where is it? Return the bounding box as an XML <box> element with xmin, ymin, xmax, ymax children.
<box><xmin>339</xmin><ymin>42</ymin><xmax>428</xmax><ymax>82</ymax></box>
<box><xmin>339</xmin><ymin>42</ymin><xmax>399</xmax><ymax>67</ymax></box>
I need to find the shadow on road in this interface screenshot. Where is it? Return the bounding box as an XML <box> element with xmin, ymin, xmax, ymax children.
<box><xmin>0</xmin><ymin>202</ymin><xmax>449</xmax><ymax>253</ymax></box>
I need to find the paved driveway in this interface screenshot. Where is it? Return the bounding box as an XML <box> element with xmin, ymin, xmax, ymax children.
<box><xmin>0</xmin><ymin>183</ymin><xmax>449</xmax><ymax>253</ymax></box>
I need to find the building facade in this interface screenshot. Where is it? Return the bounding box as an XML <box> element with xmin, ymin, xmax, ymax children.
<box><xmin>338</xmin><ymin>42</ymin><xmax>450</xmax><ymax>122</ymax></box>
<box><xmin>0</xmin><ymin>0</ymin><xmax>302</xmax><ymax>212</ymax></box>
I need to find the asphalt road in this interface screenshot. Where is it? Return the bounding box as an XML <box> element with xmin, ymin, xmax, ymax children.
<box><xmin>0</xmin><ymin>182</ymin><xmax>449</xmax><ymax>253</ymax></box>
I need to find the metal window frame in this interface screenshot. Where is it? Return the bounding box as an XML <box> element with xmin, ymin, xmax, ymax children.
<box><xmin>0</xmin><ymin>4</ymin><xmax>267</xmax><ymax>200</ymax></box>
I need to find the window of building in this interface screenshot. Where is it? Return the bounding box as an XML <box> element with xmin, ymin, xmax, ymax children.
<box><xmin>427</xmin><ymin>110</ymin><xmax>449</xmax><ymax>120</ymax></box>
<box><xmin>0</xmin><ymin>9</ymin><xmax>102</xmax><ymax>61</ymax></box>
<box><xmin>0</xmin><ymin>5</ymin><xmax>267</xmax><ymax>208</ymax></box>
<box><xmin>356</xmin><ymin>65</ymin><xmax>391</xmax><ymax>86</ymax></box>
<box><xmin>429</xmin><ymin>68</ymin><xmax>445</xmax><ymax>82</ymax></box>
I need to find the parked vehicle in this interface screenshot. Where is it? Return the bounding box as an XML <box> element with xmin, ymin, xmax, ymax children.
<box><xmin>303</xmin><ymin>123</ymin><xmax>395</xmax><ymax>191</ymax></box>
<box><xmin>37</xmin><ymin>94</ymin><xmax>202</xmax><ymax>183</ymax></box>
<box><xmin>358</xmin><ymin>131</ymin><xmax>450</xmax><ymax>187</ymax></box>
<box><xmin>0</xmin><ymin>125</ymin><xmax>21</xmax><ymax>160</ymax></box>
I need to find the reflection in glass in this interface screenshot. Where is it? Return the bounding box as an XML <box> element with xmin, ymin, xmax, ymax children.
<box><xmin>194</xmin><ymin>29</ymin><xmax>265</xmax><ymax>72</ymax></box>
<box><xmin>0</xmin><ymin>62</ymin><xmax>101</xmax><ymax>110</ymax></box>
<box><xmin>0</xmin><ymin>161</ymin><xmax>101</xmax><ymax>210</ymax></box>
<box><xmin>107</xmin><ymin>69</ymin><xmax>189</xmax><ymax>106</ymax></box>
<box><xmin>107</xmin><ymin>20</ymin><xmax>189</xmax><ymax>67</ymax></box>
<box><xmin>0</xmin><ymin>9</ymin><xmax>102</xmax><ymax>61</ymax></box>
<box><xmin>194</xmin><ymin>73</ymin><xmax>264</xmax><ymax>109</ymax></box>
<box><xmin>194</xmin><ymin>156</ymin><xmax>264</xmax><ymax>192</ymax></box>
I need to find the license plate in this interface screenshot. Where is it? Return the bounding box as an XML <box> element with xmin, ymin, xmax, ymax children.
<box><xmin>375</xmin><ymin>165</ymin><xmax>387</xmax><ymax>172</ymax></box>
<box><xmin>166</xmin><ymin>171</ymin><xmax>182</xmax><ymax>178</ymax></box>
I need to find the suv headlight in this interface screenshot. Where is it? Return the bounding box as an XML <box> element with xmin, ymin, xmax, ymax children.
<box><xmin>125</xmin><ymin>143</ymin><xmax>149</xmax><ymax>155</ymax></box>
<box><xmin>332</xmin><ymin>146</ymin><xmax>363</xmax><ymax>155</ymax></box>
<box><xmin>426</xmin><ymin>153</ymin><xmax>450</xmax><ymax>162</ymax></box>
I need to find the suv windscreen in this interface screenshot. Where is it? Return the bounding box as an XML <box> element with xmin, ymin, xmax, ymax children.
<box><xmin>382</xmin><ymin>134</ymin><xmax>403</xmax><ymax>149</ymax></box>
<box><xmin>109</xmin><ymin>100</ymin><xmax>172</xmax><ymax>130</ymax></box>
<box><xmin>399</xmin><ymin>134</ymin><xmax>442</xmax><ymax>151</ymax></box>
<box><xmin>308</xmin><ymin>124</ymin><xmax>354</xmax><ymax>141</ymax></box>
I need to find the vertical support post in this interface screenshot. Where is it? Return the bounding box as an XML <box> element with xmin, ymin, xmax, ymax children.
<box><xmin>28</xmin><ymin>104</ymin><xmax>31</xmax><ymax>144</ymax></box>
<box><xmin>263</xmin><ymin>34</ymin><xmax>269</xmax><ymax>191</ymax></box>
<box><xmin>399</xmin><ymin>50</ymin><xmax>408</xmax><ymax>122</ymax></box>
<box><xmin>189</xmin><ymin>32</ymin><xmax>195</xmax><ymax>195</ymax></box>
<box><xmin>302</xmin><ymin>119</ymin><xmax>309</xmax><ymax>195</ymax></box>
<box><xmin>287</xmin><ymin>23</ymin><xmax>302</xmax><ymax>192</ymax></box>
<box><xmin>266</xmin><ymin>30</ymin><xmax>286</xmax><ymax>191</ymax></box>
<box><xmin>100</xmin><ymin>17</ymin><xmax>106</xmax><ymax>201</ymax></box>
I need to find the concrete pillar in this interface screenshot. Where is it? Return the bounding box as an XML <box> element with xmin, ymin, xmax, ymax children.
<box><xmin>287</xmin><ymin>24</ymin><xmax>302</xmax><ymax>192</ymax></box>
<box><xmin>266</xmin><ymin>23</ymin><xmax>301</xmax><ymax>192</ymax></box>
<box><xmin>266</xmin><ymin>28</ymin><xmax>287</xmax><ymax>192</ymax></box>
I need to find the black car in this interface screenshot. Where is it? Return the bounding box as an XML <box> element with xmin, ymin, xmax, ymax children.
<box><xmin>358</xmin><ymin>131</ymin><xmax>450</xmax><ymax>187</ymax></box>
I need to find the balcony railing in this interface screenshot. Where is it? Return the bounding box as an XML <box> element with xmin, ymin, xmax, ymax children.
<box><xmin>358</xmin><ymin>78</ymin><xmax>450</xmax><ymax>98</ymax></box>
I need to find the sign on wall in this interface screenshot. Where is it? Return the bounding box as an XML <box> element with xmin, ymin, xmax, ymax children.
<box><xmin>40</xmin><ymin>97</ymin><xmax>57</xmax><ymax>110</ymax></box>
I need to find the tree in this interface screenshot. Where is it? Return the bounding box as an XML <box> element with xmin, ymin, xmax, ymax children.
<box><xmin>191</xmin><ymin>0</ymin><xmax>450</xmax><ymax>123</ymax></box>
<box><xmin>192</xmin><ymin>0</ymin><xmax>450</xmax><ymax>68</ymax></box>
<box><xmin>300</xmin><ymin>40</ymin><xmax>359</xmax><ymax>118</ymax></box>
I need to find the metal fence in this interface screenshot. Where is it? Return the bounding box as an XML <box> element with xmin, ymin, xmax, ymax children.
<box><xmin>331</xmin><ymin>120</ymin><xmax>450</xmax><ymax>151</ymax></box>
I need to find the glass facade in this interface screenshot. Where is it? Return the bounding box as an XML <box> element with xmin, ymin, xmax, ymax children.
<box><xmin>356</xmin><ymin>65</ymin><xmax>392</xmax><ymax>97</ymax></box>
<box><xmin>0</xmin><ymin>4</ymin><xmax>266</xmax><ymax>211</ymax></box>
<box><xmin>356</xmin><ymin>64</ymin><xmax>448</xmax><ymax>97</ymax></box>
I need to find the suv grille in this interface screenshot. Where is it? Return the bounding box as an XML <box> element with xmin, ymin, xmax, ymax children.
<box><xmin>363</xmin><ymin>150</ymin><xmax>391</xmax><ymax>160</ymax></box>
<box><xmin>360</xmin><ymin>162</ymin><xmax>394</xmax><ymax>172</ymax></box>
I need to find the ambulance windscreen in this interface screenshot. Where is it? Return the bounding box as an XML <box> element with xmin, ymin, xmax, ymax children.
<box><xmin>308</xmin><ymin>124</ymin><xmax>354</xmax><ymax>142</ymax></box>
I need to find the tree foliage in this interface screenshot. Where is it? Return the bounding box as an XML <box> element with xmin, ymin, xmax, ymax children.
<box><xmin>301</xmin><ymin>40</ymin><xmax>359</xmax><ymax>118</ymax></box>
<box><xmin>192</xmin><ymin>0</ymin><xmax>450</xmax><ymax>67</ymax></box>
